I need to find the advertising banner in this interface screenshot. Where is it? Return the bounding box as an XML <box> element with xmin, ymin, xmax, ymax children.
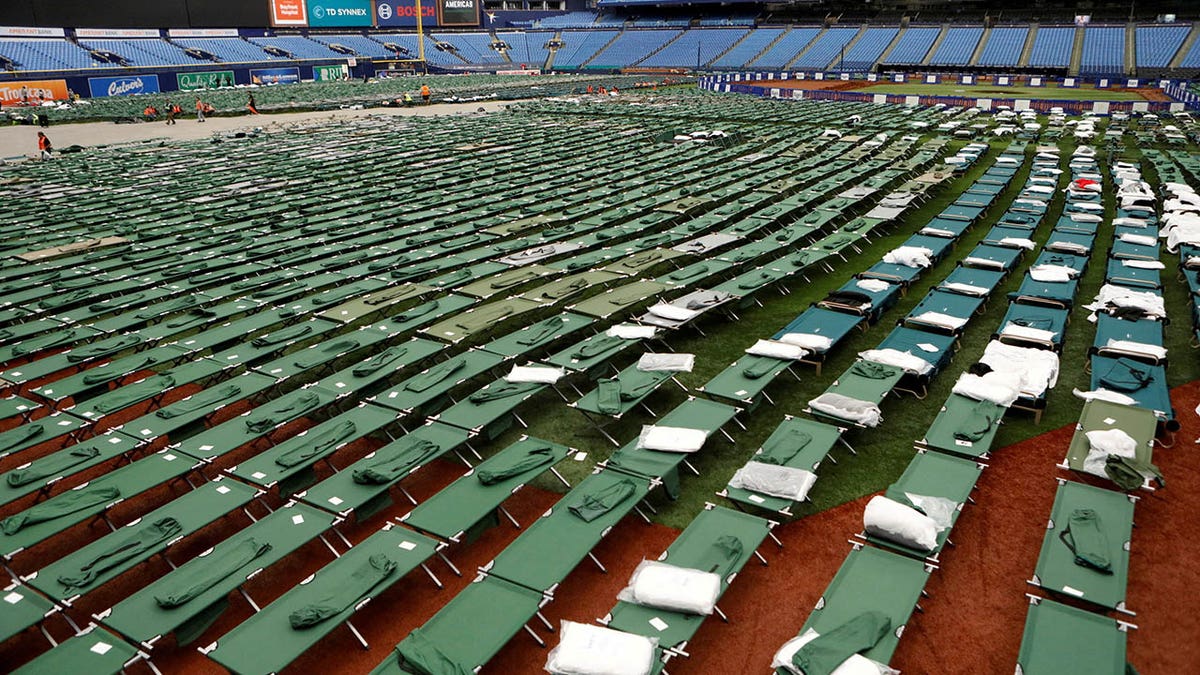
<box><xmin>437</xmin><ymin>0</ymin><xmax>479</xmax><ymax>26</ymax></box>
<box><xmin>375</xmin><ymin>0</ymin><xmax>438</xmax><ymax>27</ymax></box>
<box><xmin>314</xmin><ymin>64</ymin><xmax>349</xmax><ymax>81</ymax></box>
<box><xmin>177</xmin><ymin>70</ymin><xmax>237</xmax><ymax>90</ymax></box>
<box><xmin>87</xmin><ymin>74</ymin><xmax>160</xmax><ymax>98</ymax></box>
<box><xmin>271</xmin><ymin>0</ymin><xmax>309</xmax><ymax>26</ymax></box>
<box><xmin>75</xmin><ymin>29</ymin><xmax>161</xmax><ymax>38</ymax></box>
<box><xmin>250</xmin><ymin>67</ymin><xmax>301</xmax><ymax>85</ymax></box>
<box><xmin>0</xmin><ymin>27</ymin><xmax>65</xmax><ymax>37</ymax></box>
<box><xmin>168</xmin><ymin>29</ymin><xmax>240</xmax><ymax>37</ymax></box>
<box><xmin>0</xmin><ymin>80</ymin><xmax>69</xmax><ymax>104</ymax></box>
<box><xmin>307</xmin><ymin>0</ymin><xmax>373</xmax><ymax>27</ymax></box>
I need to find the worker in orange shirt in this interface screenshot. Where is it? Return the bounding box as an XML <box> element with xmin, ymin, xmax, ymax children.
<box><xmin>37</xmin><ymin>131</ymin><xmax>52</xmax><ymax>161</ymax></box>
<box><xmin>421</xmin><ymin>83</ymin><xmax>431</xmax><ymax>105</ymax></box>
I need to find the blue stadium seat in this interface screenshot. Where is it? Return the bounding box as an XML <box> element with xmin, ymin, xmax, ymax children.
<box><xmin>928</xmin><ymin>26</ymin><xmax>983</xmax><ymax>66</ymax></box>
<box><xmin>1079</xmin><ymin>25</ymin><xmax>1124</xmax><ymax>75</ymax></box>
<box><xmin>881</xmin><ymin>26</ymin><xmax>939</xmax><ymax>65</ymax></box>
<box><xmin>977</xmin><ymin>26</ymin><xmax>1028</xmax><ymax>67</ymax></box>
<box><xmin>1027</xmin><ymin>26</ymin><xmax>1074</xmax><ymax>68</ymax></box>
<box><xmin>1134</xmin><ymin>25</ymin><xmax>1188</xmax><ymax>68</ymax></box>
<box><xmin>748</xmin><ymin>26</ymin><xmax>820</xmax><ymax>69</ymax></box>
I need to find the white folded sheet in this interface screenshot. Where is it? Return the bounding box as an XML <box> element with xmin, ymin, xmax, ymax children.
<box><xmin>745</xmin><ymin>339</ymin><xmax>808</xmax><ymax>360</ymax></box>
<box><xmin>858</xmin><ymin>348</ymin><xmax>934</xmax><ymax>375</ymax></box>
<box><xmin>808</xmin><ymin>393</ymin><xmax>882</xmax><ymax>427</ymax></box>
<box><xmin>881</xmin><ymin>246</ymin><xmax>933</xmax><ymax>268</ymax></box>
<box><xmin>637</xmin><ymin>352</ymin><xmax>695</xmax><ymax>372</ymax></box>
<box><xmin>980</xmin><ymin>341</ymin><xmax>1059</xmax><ymax>397</ymax></box>
<box><xmin>546</xmin><ymin>621</ymin><xmax>657</xmax><ymax>675</ymax></box>
<box><xmin>1083</xmin><ymin>428</ymin><xmax>1137</xmax><ymax>477</ymax></box>
<box><xmin>728</xmin><ymin>462</ymin><xmax>817</xmax><ymax>501</ymax></box>
<box><xmin>999</xmin><ymin>323</ymin><xmax>1058</xmax><ymax>344</ymax></box>
<box><xmin>606</xmin><ymin>324</ymin><xmax>656</xmax><ymax>339</ymax></box>
<box><xmin>505</xmin><ymin>365</ymin><xmax>565</xmax><ymax>384</ymax></box>
<box><xmin>778</xmin><ymin>332</ymin><xmax>833</xmax><ymax>352</ymax></box>
<box><xmin>637</xmin><ymin>425</ymin><xmax>708</xmax><ymax>453</ymax></box>
<box><xmin>909</xmin><ymin>311</ymin><xmax>967</xmax><ymax>330</ymax></box>
<box><xmin>855</xmin><ymin>278</ymin><xmax>893</xmax><ymax>293</ymax></box>
<box><xmin>617</xmin><ymin>561</ymin><xmax>721</xmax><ymax>615</ymax></box>
<box><xmin>952</xmin><ymin>371</ymin><xmax>1022</xmax><ymax>407</ymax></box>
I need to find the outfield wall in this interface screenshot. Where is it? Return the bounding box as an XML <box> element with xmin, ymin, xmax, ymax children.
<box><xmin>699</xmin><ymin>72</ymin><xmax>1199</xmax><ymax>114</ymax></box>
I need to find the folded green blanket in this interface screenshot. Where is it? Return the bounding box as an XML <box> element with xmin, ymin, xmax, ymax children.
<box><xmin>1059</xmin><ymin>508</ymin><xmax>1114</xmax><ymax>574</ymax></box>
<box><xmin>135</xmin><ymin>296</ymin><xmax>198</xmax><ymax>320</ymax></box>
<box><xmin>66</xmin><ymin>335</ymin><xmax>141</xmax><ymax>363</ymax></box>
<box><xmin>245</xmin><ymin>391</ymin><xmax>322</xmax><ymax>433</ymax></box>
<box><xmin>569</xmin><ymin>478</ymin><xmax>637</xmax><ymax>522</ymax></box>
<box><xmin>12</xmin><ymin>329</ymin><xmax>78</xmax><ymax>357</ymax></box>
<box><xmin>572</xmin><ymin>335</ymin><xmax>624</xmax><ymax>360</ymax></box>
<box><xmin>953</xmin><ymin>401</ymin><xmax>996</xmax><ymax>442</ymax></box>
<box><xmin>1099</xmin><ymin>358</ymin><xmax>1154</xmax><ymax>392</ymax></box>
<box><xmin>0</xmin><ymin>423</ymin><xmax>45</xmax><ymax>453</ymax></box>
<box><xmin>58</xmin><ymin>516</ymin><xmax>182</xmax><ymax>590</ymax></box>
<box><xmin>489</xmin><ymin>270</ymin><xmax>536</xmax><ymax>289</ymax></box>
<box><xmin>82</xmin><ymin>356</ymin><xmax>153</xmax><ymax>387</ymax></box>
<box><xmin>393</xmin><ymin>300</ymin><xmax>442</xmax><ymax>324</ymax></box>
<box><xmin>165</xmin><ymin>309</ymin><xmax>216</xmax><ymax>329</ymax></box>
<box><xmin>467</xmin><ymin>381</ymin><xmax>540</xmax><ymax>404</ymax></box>
<box><xmin>739</xmin><ymin>271</ymin><xmax>774</xmax><ymax>290</ymax></box>
<box><xmin>94</xmin><ymin>374</ymin><xmax>176</xmax><ymax>414</ymax></box>
<box><xmin>792</xmin><ymin>610</ymin><xmax>892</xmax><ymax>675</ymax></box>
<box><xmin>1</xmin><ymin>485</ymin><xmax>121</xmax><ymax>535</ymax></box>
<box><xmin>699</xmin><ymin>534</ymin><xmax>743</xmax><ymax>577</ymax></box>
<box><xmin>404</xmin><ymin>359</ymin><xmax>466</xmax><ymax>394</ymax></box>
<box><xmin>1105</xmin><ymin>454</ymin><xmax>1164</xmax><ymax>491</ymax></box>
<box><xmin>311</xmin><ymin>285</ymin><xmax>365</xmax><ymax>308</ymax></box>
<box><xmin>596</xmin><ymin>378</ymin><xmax>623</xmax><ymax>414</ymax></box>
<box><xmin>403</xmin><ymin>624</ymin><xmax>477</xmax><ymax>672</ymax></box>
<box><xmin>516</xmin><ymin>318</ymin><xmax>564</xmax><ymax>346</ymax></box>
<box><xmin>251</xmin><ymin>323</ymin><xmax>313</xmax><ymax>348</ymax></box>
<box><xmin>231</xmin><ymin>274</ymin><xmax>285</xmax><ymax>291</ymax></box>
<box><xmin>292</xmin><ymin>339</ymin><xmax>359</xmax><ymax>370</ymax></box>
<box><xmin>352</xmin><ymin>437</ymin><xmax>439</xmax><ymax>485</ymax></box>
<box><xmin>391</xmin><ymin>262</ymin><xmax>440</xmax><ymax>280</ymax></box>
<box><xmin>455</xmin><ymin>304</ymin><xmax>514</xmax><ymax>331</ymax></box>
<box><xmin>155</xmin><ymin>538</ymin><xmax>273</xmax><ymax>608</ymax></box>
<box><xmin>759</xmin><ymin>428</ymin><xmax>812</xmax><ymax>466</ymax></box>
<box><xmin>850</xmin><ymin>361</ymin><xmax>898</xmax><ymax>380</ymax></box>
<box><xmin>288</xmin><ymin>553</ymin><xmax>397</xmax><ymax>628</ymax></box>
<box><xmin>742</xmin><ymin>355</ymin><xmax>779</xmax><ymax>380</ymax></box>
<box><xmin>155</xmin><ymin>383</ymin><xmax>242</xmax><ymax>419</ymax></box>
<box><xmin>38</xmin><ymin>289</ymin><xmax>90</xmax><ymax>310</ymax></box>
<box><xmin>477</xmin><ymin>444</ymin><xmax>555</xmax><ymax>486</ymax></box>
<box><xmin>6</xmin><ymin>445</ymin><xmax>99</xmax><ymax>488</ymax></box>
<box><xmin>351</xmin><ymin>345</ymin><xmax>411</xmax><ymax>378</ymax></box>
<box><xmin>538</xmin><ymin>278</ymin><xmax>589</xmax><ymax>301</ymax></box>
<box><xmin>275</xmin><ymin>420</ymin><xmax>359</xmax><ymax>468</ymax></box>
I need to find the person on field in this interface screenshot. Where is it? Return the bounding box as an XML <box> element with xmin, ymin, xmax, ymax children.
<box><xmin>195</xmin><ymin>96</ymin><xmax>206</xmax><ymax>122</ymax></box>
<box><xmin>37</xmin><ymin>131</ymin><xmax>52</xmax><ymax>160</ymax></box>
<box><xmin>421</xmin><ymin>84</ymin><xmax>431</xmax><ymax>105</ymax></box>
<box><xmin>247</xmin><ymin>93</ymin><xmax>260</xmax><ymax>115</ymax></box>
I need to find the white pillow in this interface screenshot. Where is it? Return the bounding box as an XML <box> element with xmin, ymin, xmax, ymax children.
<box><xmin>646</xmin><ymin>304</ymin><xmax>698</xmax><ymax>322</ymax></box>
<box><xmin>778</xmin><ymin>333</ymin><xmax>833</xmax><ymax>352</ymax></box>
<box><xmin>771</xmin><ymin>629</ymin><xmax>891</xmax><ymax>675</ymax></box>
<box><xmin>855</xmin><ymin>278</ymin><xmax>893</xmax><ymax>293</ymax></box>
<box><xmin>1103</xmin><ymin>339</ymin><xmax>1166</xmax><ymax>360</ymax></box>
<box><xmin>636</xmin><ymin>353</ymin><xmax>695</xmax><ymax>372</ymax></box>
<box><xmin>606</xmin><ymin>324</ymin><xmax>656</xmax><ymax>339</ymax></box>
<box><xmin>863</xmin><ymin>496</ymin><xmax>939</xmax><ymax>552</ymax></box>
<box><xmin>746</xmin><ymin>339</ymin><xmax>807</xmax><ymax>360</ymax></box>
<box><xmin>1083</xmin><ymin>428</ymin><xmax>1137</xmax><ymax>476</ymax></box>
<box><xmin>505</xmin><ymin>365</ymin><xmax>565</xmax><ymax>384</ymax></box>
<box><xmin>637</xmin><ymin>425</ymin><xmax>707</xmax><ymax>453</ymax></box>
<box><xmin>617</xmin><ymin>560</ymin><xmax>721</xmax><ymax>615</ymax></box>
<box><xmin>910</xmin><ymin>312</ymin><xmax>967</xmax><ymax>330</ymax></box>
<box><xmin>545</xmin><ymin>621</ymin><xmax>657</xmax><ymax>675</ymax></box>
